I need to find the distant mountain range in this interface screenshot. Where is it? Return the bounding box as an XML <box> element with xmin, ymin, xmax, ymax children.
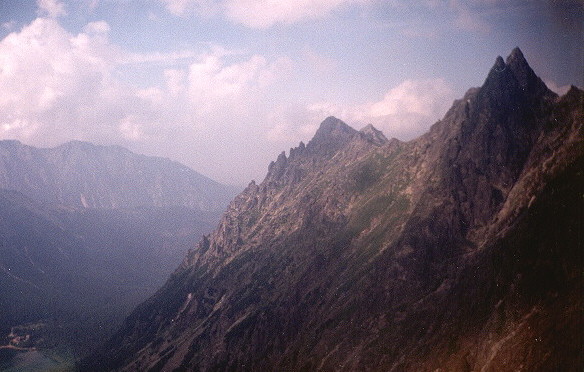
<box><xmin>0</xmin><ymin>142</ymin><xmax>239</xmax><ymax>362</ymax></box>
<box><xmin>86</xmin><ymin>48</ymin><xmax>583</xmax><ymax>371</ymax></box>
<box><xmin>0</xmin><ymin>140</ymin><xmax>237</xmax><ymax>211</ymax></box>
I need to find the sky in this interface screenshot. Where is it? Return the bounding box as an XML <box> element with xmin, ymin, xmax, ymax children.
<box><xmin>0</xmin><ymin>0</ymin><xmax>582</xmax><ymax>186</ymax></box>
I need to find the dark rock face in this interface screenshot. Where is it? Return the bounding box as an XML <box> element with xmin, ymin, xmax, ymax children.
<box><xmin>87</xmin><ymin>49</ymin><xmax>583</xmax><ymax>371</ymax></box>
<box><xmin>0</xmin><ymin>140</ymin><xmax>237</xmax><ymax>211</ymax></box>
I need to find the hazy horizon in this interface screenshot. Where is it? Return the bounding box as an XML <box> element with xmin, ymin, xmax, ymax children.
<box><xmin>0</xmin><ymin>0</ymin><xmax>582</xmax><ymax>186</ymax></box>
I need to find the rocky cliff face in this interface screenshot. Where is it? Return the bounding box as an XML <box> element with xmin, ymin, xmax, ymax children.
<box><xmin>0</xmin><ymin>140</ymin><xmax>236</xmax><ymax>211</ymax></box>
<box><xmin>87</xmin><ymin>48</ymin><xmax>583</xmax><ymax>371</ymax></box>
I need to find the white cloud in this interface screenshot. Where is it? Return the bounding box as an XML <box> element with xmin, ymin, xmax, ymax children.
<box><xmin>265</xmin><ymin>104</ymin><xmax>323</xmax><ymax>143</ymax></box>
<box><xmin>185</xmin><ymin>52</ymin><xmax>293</xmax><ymax>115</ymax></box>
<box><xmin>0</xmin><ymin>16</ymin><xmax>295</xmax><ymax>184</ymax></box>
<box><xmin>83</xmin><ymin>21</ymin><xmax>111</xmax><ymax>35</ymax></box>
<box><xmin>303</xmin><ymin>78</ymin><xmax>454</xmax><ymax>141</ymax></box>
<box><xmin>160</xmin><ymin>0</ymin><xmax>195</xmax><ymax>16</ymax></box>
<box><xmin>37</xmin><ymin>0</ymin><xmax>67</xmax><ymax>18</ymax></box>
<box><xmin>0</xmin><ymin>18</ymin><xmax>122</xmax><ymax>144</ymax></box>
<box><xmin>121</xmin><ymin>50</ymin><xmax>200</xmax><ymax>65</ymax></box>
<box><xmin>119</xmin><ymin>115</ymin><xmax>147</xmax><ymax>141</ymax></box>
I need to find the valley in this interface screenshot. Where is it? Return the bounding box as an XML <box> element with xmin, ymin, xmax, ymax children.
<box><xmin>0</xmin><ymin>142</ymin><xmax>239</xmax><ymax>369</ymax></box>
<box><xmin>1</xmin><ymin>1</ymin><xmax>581</xmax><ymax>370</ymax></box>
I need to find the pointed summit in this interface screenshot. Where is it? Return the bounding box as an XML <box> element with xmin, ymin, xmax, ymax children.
<box><xmin>481</xmin><ymin>48</ymin><xmax>553</xmax><ymax>103</ymax></box>
<box><xmin>506</xmin><ymin>47</ymin><xmax>535</xmax><ymax>88</ymax></box>
<box><xmin>484</xmin><ymin>55</ymin><xmax>508</xmax><ymax>81</ymax></box>
<box><xmin>504</xmin><ymin>47</ymin><xmax>552</xmax><ymax>98</ymax></box>
<box><xmin>315</xmin><ymin>116</ymin><xmax>356</xmax><ymax>137</ymax></box>
<box><xmin>493</xmin><ymin>55</ymin><xmax>506</xmax><ymax>71</ymax></box>
<box><xmin>506</xmin><ymin>47</ymin><xmax>527</xmax><ymax>67</ymax></box>
<box><xmin>359</xmin><ymin>124</ymin><xmax>388</xmax><ymax>146</ymax></box>
<box><xmin>307</xmin><ymin>117</ymin><xmax>358</xmax><ymax>156</ymax></box>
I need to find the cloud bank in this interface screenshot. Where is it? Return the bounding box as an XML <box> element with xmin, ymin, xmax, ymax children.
<box><xmin>288</xmin><ymin>78</ymin><xmax>454</xmax><ymax>141</ymax></box>
<box><xmin>0</xmin><ymin>15</ymin><xmax>296</xmax><ymax>183</ymax></box>
<box><xmin>3</xmin><ymin>0</ymin><xmax>515</xmax><ymax>184</ymax></box>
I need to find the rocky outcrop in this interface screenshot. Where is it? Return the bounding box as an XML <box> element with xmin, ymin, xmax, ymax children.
<box><xmin>86</xmin><ymin>48</ymin><xmax>583</xmax><ymax>371</ymax></box>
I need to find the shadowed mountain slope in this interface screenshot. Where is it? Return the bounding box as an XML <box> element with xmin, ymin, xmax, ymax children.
<box><xmin>0</xmin><ymin>189</ymin><xmax>221</xmax><ymax>357</ymax></box>
<box><xmin>0</xmin><ymin>142</ymin><xmax>239</xmax><ymax>362</ymax></box>
<box><xmin>86</xmin><ymin>48</ymin><xmax>583</xmax><ymax>371</ymax></box>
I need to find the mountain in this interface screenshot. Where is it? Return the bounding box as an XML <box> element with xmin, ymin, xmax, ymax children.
<box><xmin>0</xmin><ymin>142</ymin><xmax>239</xmax><ymax>366</ymax></box>
<box><xmin>0</xmin><ymin>190</ymin><xmax>220</xmax><ymax>359</ymax></box>
<box><xmin>86</xmin><ymin>48</ymin><xmax>583</xmax><ymax>371</ymax></box>
<box><xmin>0</xmin><ymin>189</ymin><xmax>90</xmax><ymax>329</ymax></box>
<box><xmin>0</xmin><ymin>140</ymin><xmax>237</xmax><ymax>211</ymax></box>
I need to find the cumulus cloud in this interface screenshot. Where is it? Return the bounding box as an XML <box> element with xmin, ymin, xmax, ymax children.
<box><xmin>0</xmin><ymin>16</ymin><xmax>295</xmax><ymax>183</ymax></box>
<box><xmin>83</xmin><ymin>20</ymin><xmax>111</xmax><ymax>35</ymax></box>
<box><xmin>0</xmin><ymin>18</ymin><xmax>116</xmax><ymax>144</ymax></box>
<box><xmin>180</xmin><ymin>51</ymin><xmax>293</xmax><ymax>118</ymax></box>
<box><xmin>37</xmin><ymin>0</ymin><xmax>67</xmax><ymax>18</ymax></box>
<box><xmin>304</xmin><ymin>78</ymin><xmax>454</xmax><ymax>141</ymax></box>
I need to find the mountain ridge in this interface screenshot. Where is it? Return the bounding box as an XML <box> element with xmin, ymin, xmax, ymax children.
<box><xmin>85</xmin><ymin>48</ymin><xmax>583</xmax><ymax>371</ymax></box>
<box><xmin>0</xmin><ymin>139</ymin><xmax>237</xmax><ymax>211</ymax></box>
<box><xmin>0</xmin><ymin>140</ymin><xmax>239</xmax><ymax>364</ymax></box>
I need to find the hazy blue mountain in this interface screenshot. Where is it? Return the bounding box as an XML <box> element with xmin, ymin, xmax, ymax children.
<box><xmin>0</xmin><ymin>142</ymin><xmax>239</xmax><ymax>366</ymax></box>
<box><xmin>0</xmin><ymin>140</ymin><xmax>238</xmax><ymax>211</ymax></box>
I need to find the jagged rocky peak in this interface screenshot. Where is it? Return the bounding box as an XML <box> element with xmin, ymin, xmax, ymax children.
<box><xmin>505</xmin><ymin>47</ymin><xmax>533</xmax><ymax>81</ymax></box>
<box><xmin>306</xmin><ymin>116</ymin><xmax>358</xmax><ymax>155</ymax></box>
<box><xmin>483</xmin><ymin>54</ymin><xmax>514</xmax><ymax>91</ymax></box>
<box><xmin>565</xmin><ymin>85</ymin><xmax>584</xmax><ymax>100</ymax></box>
<box><xmin>506</xmin><ymin>47</ymin><xmax>527</xmax><ymax>67</ymax></box>
<box><xmin>266</xmin><ymin>150</ymin><xmax>289</xmax><ymax>182</ymax></box>
<box><xmin>359</xmin><ymin>123</ymin><xmax>388</xmax><ymax>146</ymax></box>
<box><xmin>84</xmin><ymin>49</ymin><xmax>583</xmax><ymax>372</ymax></box>
<box><xmin>494</xmin><ymin>55</ymin><xmax>505</xmax><ymax>70</ymax></box>
<box><xmin>310</xmin><ymin>116</ymin><xmax>357</xmax><ymax>143</ymax></box>
<box><xmin>482</xmin><ymin>48</ymin><xmax>553</xmax><ymax>102</ymax></box>
<box><xmin>507</xmin><ymin>47</ymin><xmax>553</xmax><ymax>96</ymax></box>
<box><xmin>289</xmin><ymin>141</ymin><xmax>306</xmax><ymax>159</ymax></box>
<box><xmin>316</xmin><ymin>115</ymin><xmax>356</xmax><ymax>134</ymax></box>
<box><xmin>489</xmin><ymin>47</ymin><xmax>530</xmax><ymax>73</ymax></box>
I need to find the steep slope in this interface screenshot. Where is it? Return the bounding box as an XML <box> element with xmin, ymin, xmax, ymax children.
<box><xmin>87</xmin><ymin>48</ymin><xmax>583</xmax><ymax>371</ymax></box>
<box><xmin>0</xmin><ymin>140</ymin><xmax>237</xmax><ymax>211</ymax></box>
<box><xmin>0</xmin><ymin>189</ymin><xmax>90</xmax><ymax>330</ymax></box>
<box><xmin>0</xmin><ymin>190</ymin><xmax>221</xmax><ymax>358</ymax></box>
<box><xmin>0</xmin><ymin>142</ymin><xmax>238</xmax><ymax>365</ymax></box>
